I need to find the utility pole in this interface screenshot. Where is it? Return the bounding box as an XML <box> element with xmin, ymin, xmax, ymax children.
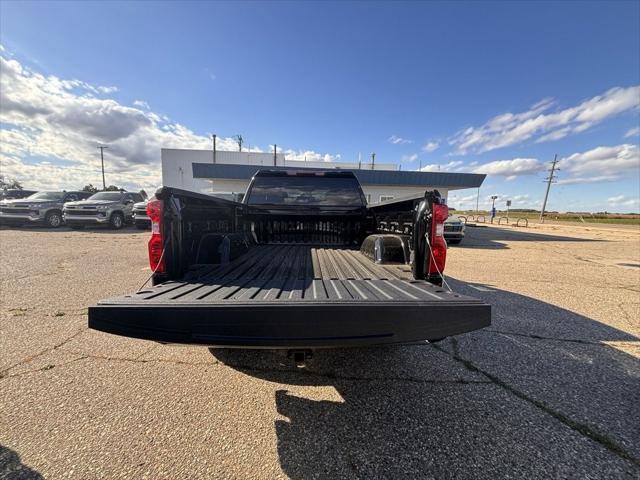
<box><xmin>234</xmin><ymin>134</ymin><xmax>243</xmax><ymax>152</ymax></box>
<box><xmin>212</xmin><ymin>134</ymin><xmax>217</xmax><ymax>164</ymax></box>
<box><xmin>97</xmin><ymin>145</ymin><xmax>108</xmax><ymax>190</ymax></box>
<box><xmin>273</xmin><ymin>144</ymin><xmax>277</xmax><ymax>166</ymax></box>
<box><xmin>539</xmin><ymin>154</ymin><xmax>559</xmax><ymax>222</ymax></box>
<box><xmin>371</xmin><ymin>152</ymin><xmax>376</xmax><ymax>170</ymax></box>
<box><xmin>358</xmin><ymin>152</ymin><xmax>361</xmax><ymax>169</ymax></box>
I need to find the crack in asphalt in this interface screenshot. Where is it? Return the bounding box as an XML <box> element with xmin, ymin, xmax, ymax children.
<box><xmin>215</xmin><ymin>358</ymin><xmax>491</xmax><ymax>386</ymax></box>
<box><xmin>434</xmin><ymin>338</ymin><xmax>640</xmax><ymax>468</ymax></box>
<box><xmin>481</xmin><ymin>328</ymin><xmax>635</xmax><ymax>346</ymax></box>
<box><xmin>0</xmin><ymin>328</ymin><xmax>87</xmax><ymax>379</ymax></box>
<box><xmin>1</xmin><ymin>355</ymin><xmax>90</xmax><ymax>380</ymax></box>
<box><xmin>1</xmin><ymin>346</ymin><xmax>491</xmax><ymax>387</ymax></box>
<box><xmin>0</xmin><ymin>353</ymin><xmax>218</xmax><ymax>380</ymax></box>
<box><xmin>71</xmin><ymin>352</ymin><xmax>218</xmax><ymax>367</ymax></box>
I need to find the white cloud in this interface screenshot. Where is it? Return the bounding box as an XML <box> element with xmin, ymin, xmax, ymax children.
<box><xmin>471</xmin><ymin>144</ymin><xmax>640</xmax><ymax>182</ymax></box>
<box><xmin>0</xmin><ymin>53</ymin><xmax>338</xmax><ymax>192</ymax></box>
<box><xmin>607</xmin><ymin>195</ymin><xmax>639</xmax><ymax>208</ymax></box>
<box><xmin>451</xmin><ymin>86</ymin><xmax>640</xmax><ymax>153</ymax></box>
<box><xmin>402</xmin><ymin>153</ymin><xmax>418</xmax><ymax>162</ymax></box>
<box><xmin>625</xmin><ymin>126</ymin><xmax>640</xmax><ymax>138</ymax></box>
<box><xmin>419</xmin><ymin>160</ymin><xmax>464</xmax><ymax>172</ymax></box>
<box><xmin>472</xmin><ymin>158</ymin><xmax>543</xmax><ymax>177</ymax></box>
<box><xmin>422</xmin><ymin>141</ymin><xmax>439</xmax><ymax>152</ymax></box>
<box><xmin>535</xmin><ymin>127</ymin><xmax>571</xmax><ymax>143</ymax></box>
<box><xmin>560</xmin><ymin>144</ymin><xmax>639</xmax><ymax>181</ymax></box>
<box><xmin>96</xmin><ymin>85</ymin><xmax>118</xmax><ymax>94</ymax></box>
<box><xmin>556</xmin><ymin>175</ymin><xmax>621</xmax><ymax>185</ymax></box>
<box><xmin>133</xmin><ymin>100</ymin><xmax>150</xmax><ymax>110</ymax></box>
<box><xmin>388</xmin><ymin>135</ymin><xmax>412</xmax><ymax>145</ymax></box>
<box><xmin>283</xmin><ymin>149</ymin><xmax>341</xmax><ymax>163</ymax></box>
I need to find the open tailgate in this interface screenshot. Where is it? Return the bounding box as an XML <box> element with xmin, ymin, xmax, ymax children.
<box><xmin>89</xmin><ymin>245</ymin><xmax>490</xmax><ymax>348</ymax></box>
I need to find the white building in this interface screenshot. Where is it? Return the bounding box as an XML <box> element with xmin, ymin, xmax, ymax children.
<box><xmin>161</xmin><ymin>148</ymin><xmax>485</xmax><ymax>204</ymax></box>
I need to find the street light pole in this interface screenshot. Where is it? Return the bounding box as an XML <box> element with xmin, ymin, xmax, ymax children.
<box><xmin>97</xmin><ymin>145</ymin><xmax>108</xmax><ymax>190</ymax></box>
<box><xmin>490</xmin><ymin>195</ymin><xmax>498</xmax><ymax>223</ymax></box>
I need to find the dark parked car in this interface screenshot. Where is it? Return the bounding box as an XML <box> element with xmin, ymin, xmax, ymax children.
<box><xmin>89</xmin><ymin>170</ymin><xmax>490</xmax><ymax>365</ymax></box>
<box><xmin>0</xmin><ymin>191</ymin><xmax>92</xmax><ymax>228</ymax></box>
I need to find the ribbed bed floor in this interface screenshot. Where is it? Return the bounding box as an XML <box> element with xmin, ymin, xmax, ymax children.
<box><xmin>106</xmin><ymin>245</ymin><xmax>469</xmax><ymax>304</ymax></box>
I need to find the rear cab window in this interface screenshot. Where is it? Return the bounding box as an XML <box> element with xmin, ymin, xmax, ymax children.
<box><xmin>246</xmin><ymin>173</ymin><xmax>365</xmax><ymax>207</ymax></box>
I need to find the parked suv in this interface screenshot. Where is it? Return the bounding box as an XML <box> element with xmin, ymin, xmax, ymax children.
<box><xmin>132</xmin><ymin>198</ymin><xmax>150</xmax><ymax>229</ymax></box>
<box><xmin>63</xmin><ymin>191</ymin><xmax>145</xmax><ymax>229</ymax></box>
<box><xmin>444</xmin><ymin>214</ymin><xmax>465</xmax><ymax>244</ymax></box>
<box><xmin>0</xmin><ymin>191</ymin><xmax>91</xmax><ymax>228</ymax></box>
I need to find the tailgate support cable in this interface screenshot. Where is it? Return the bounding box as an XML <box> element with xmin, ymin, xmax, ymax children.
<box><xmin>136</xmin><ymin>239</ymin><xmax>169</xmax><ymax>292</ymax></box>
<box><xmin>425</xmin><ymin>233</ymin><xmax>452</xmax><ymax>292</ymax></box>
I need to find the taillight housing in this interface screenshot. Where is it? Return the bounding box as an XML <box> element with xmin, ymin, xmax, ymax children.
<box><xmin>146</xmin><ymin>199</ymin><xmax>166</xmax><ymax>273</ymax></box>
<box><xmin>427</xmin><ymin>203</ymin><xmax>448</xmax><ymax>276</ymax></box>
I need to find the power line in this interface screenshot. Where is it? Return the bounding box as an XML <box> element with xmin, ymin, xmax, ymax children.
<box><xmin>539</xmin><ymin>154</ymin><xmax>559</xmax><ymax>222</ymax></box>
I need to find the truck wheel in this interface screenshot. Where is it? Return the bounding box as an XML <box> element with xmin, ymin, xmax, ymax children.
<box><xmin>45</xmin><ymin>211</ymin><xmax>63</xmax><ymax>228</ymax></box>
<box><xmin>109</xmin><ymin>212</ymin><xmax>124</xmax><ymax>229</ymax></box>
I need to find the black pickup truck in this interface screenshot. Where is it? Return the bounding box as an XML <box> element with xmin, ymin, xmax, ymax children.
<box><xmin>89</xmin><ymin>170</ymin><xmax>490</xmax><ymax>352</ymax></box>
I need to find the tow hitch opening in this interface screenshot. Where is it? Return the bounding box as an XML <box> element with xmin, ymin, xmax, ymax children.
<box><xmin>288</xmin><ymin>349</ymin><xmax>313</xmax><ymax>368</ymax></box>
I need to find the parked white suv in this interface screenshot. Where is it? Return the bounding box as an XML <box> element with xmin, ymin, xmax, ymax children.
<box><xmin>0</xmin><ymin>191</ymin><xmax>92</xmax><ymax>228</ymax></box>
<box><xmin>63</xmin><ymin>191</ymin><xmax>145</xmax><ymax>229</ymax></box>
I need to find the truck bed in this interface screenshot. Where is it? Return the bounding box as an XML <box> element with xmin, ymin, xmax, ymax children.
<box><xmin>89</xmin><ymin>245</ymin><xmax>491</xmax><ymax>347</ymax></box>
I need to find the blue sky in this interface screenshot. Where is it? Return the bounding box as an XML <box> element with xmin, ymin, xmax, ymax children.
<box><xmin>1</xmin><ymin>1</ymin><xmax>639</xmax><ymax>211</ymax></box>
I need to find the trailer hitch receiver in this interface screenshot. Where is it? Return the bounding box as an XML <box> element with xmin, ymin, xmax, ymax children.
<box><xmin>288</xmin><ymin>349</ymin><xmax>313</xmax><ymax>368</ymax></box>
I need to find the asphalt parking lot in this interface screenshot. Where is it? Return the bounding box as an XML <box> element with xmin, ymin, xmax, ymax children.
<box><xmin>1</xmin><ymin>223</ymin><xmax>639</xmax><ymax>479</ymax></box>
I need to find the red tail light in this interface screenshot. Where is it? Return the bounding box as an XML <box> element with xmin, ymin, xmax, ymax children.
<box><xmin>146</xmin><ymin>199</ymin><xmax>166</xmax><ymax>273</ymax></box>
<box><xmin>427</xmin><ymin>203</ymin><xmax>448</xmax><ymax>275</ymax></box>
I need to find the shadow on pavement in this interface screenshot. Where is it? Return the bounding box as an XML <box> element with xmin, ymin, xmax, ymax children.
<box><xmin>0</xmin><ymin>445</ymin><xmax>44</xmax><ymax>480</ymax></box>
<box><xmin>456</xmin><ymin>224</ymin><xmax>602</xmax><ymax>250</ymax></box>
<box><xmin>210</xmin><ymin>282</ymin><xmax>639</xmax><ymax>478</ymax></box>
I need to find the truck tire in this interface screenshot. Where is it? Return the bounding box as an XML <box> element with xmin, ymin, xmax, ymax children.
<box><xmin>109</xmin><ymin>212</ymin><xmax>125</xmax><ymax>230</ymax></box>
<box><xmin>45</xmin><ymin>211</ymin><xmax>63</xmax><ymax>228</ymax></box>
